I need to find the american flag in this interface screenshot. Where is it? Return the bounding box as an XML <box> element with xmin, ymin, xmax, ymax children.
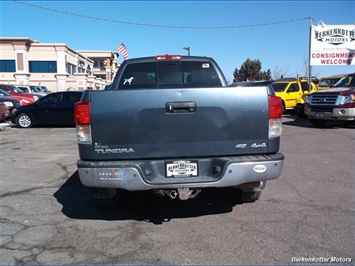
<box><xmin>117</xmin><ymin>43</ymin><xmax>129</xmax><ymax>60</ymax></box>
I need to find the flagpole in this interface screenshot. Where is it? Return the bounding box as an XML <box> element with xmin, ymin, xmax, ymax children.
<box><xmin>308</xmin><ymin>17</ymin><xmax>313</xmax><ymax>92</ymax></box>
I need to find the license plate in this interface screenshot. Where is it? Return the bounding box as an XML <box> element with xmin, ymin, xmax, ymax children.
<box><xmin>316</xmin><ymin>112</ymin><xmax>325</xmax><ymax>118</ymax></box>
<box><xmin>166</xmin><ymin>160</ymin><xmax>198</xmax><ymax>178</ymax></box>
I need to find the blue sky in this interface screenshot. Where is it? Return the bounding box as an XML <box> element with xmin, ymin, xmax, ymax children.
<box><xmin>1</xmin><ymin>0</ymin><xmax>354</xmax><ymax>83</ymax></box>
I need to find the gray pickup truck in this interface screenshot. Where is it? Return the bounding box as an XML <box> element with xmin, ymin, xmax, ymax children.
<box><xmin>74</xmin><ymin>55</ymin><xmax>284</xmax><ymax>207</ymax></box>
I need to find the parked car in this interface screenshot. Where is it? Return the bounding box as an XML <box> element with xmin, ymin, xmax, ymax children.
<box><xmin>304</xmin><ymin>72</ymin><xmax>355</xmax><ymax>126</ymax></box>
<box><xmin>270</xmin><ymin>79</ymin><xmax>317</xmax><ymax>116</ymax></box>
<box><xmin>15</xmin><ymin>85</ymin><xmax>49</xmax><ymax>96</ymax></box>
<box><xmin>11</xmin><ymin>91</ymin><xmax>84</xmax><ymax>128</ymax></box>
<box><xmin>0</xmin><ymin>89</ymin><xmax>32</xmax><ymax>107</ymax></box>
<box><xmin>0</xmin><ymin>102</ymin><xmax>10</xmax><ymax>122</ymax></box>
<box><xmin>0</xmin><ymin>93</ymin><xmax>22</xmax><ymax>114</ymax></box>
<box><xmin>39</xmin><ymin>86</ymin><xmax>51</xmax><ymax>93</ymax></box>
<box><xmin>0</xmin><ymin>84</ymin><xmax>41</xmax><ymax>103</ymax></box>
<box><xmin>316</xmin><ymin>74</ymin><xmax>345</xmax><ymax>90</ymax></box>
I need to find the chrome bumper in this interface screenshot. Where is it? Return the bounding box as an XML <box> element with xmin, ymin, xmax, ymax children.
<box><xmin>305</xmin><ymin>106</ymin><xmax>355</xmax><ymax>121</ymax></box>
<box><xmin>77</xmin><ymin>153</ymin><xmax>284</xmax><ymax>191</ymax></box>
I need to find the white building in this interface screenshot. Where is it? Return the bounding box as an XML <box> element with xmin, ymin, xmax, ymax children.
<box><xmin>0</xmin><ymin>37</ymin><xmax>119</xmax><ymax>91</ymax></box>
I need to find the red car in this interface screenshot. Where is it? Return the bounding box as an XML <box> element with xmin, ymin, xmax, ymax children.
<box><xmin>0</xmin><ymin>84</ymin><xmax>41</xmax><ymax>105</ymax></box>
<box><xmin>0</xmin><ymin>89</ymin><xmax>34</xmax><ymax>106</ymax></box>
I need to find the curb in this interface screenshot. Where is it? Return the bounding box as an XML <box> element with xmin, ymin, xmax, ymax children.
<box><xmin>0</xmin><ymin>122</ymin><xmax>11</xmax><ymax>131</ymax></box>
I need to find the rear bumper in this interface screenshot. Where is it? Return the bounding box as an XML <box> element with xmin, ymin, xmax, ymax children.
<box><xmin>77</xmin><ymin>153</ymin><xmax>284</xmax><ymax>191</ymax></box>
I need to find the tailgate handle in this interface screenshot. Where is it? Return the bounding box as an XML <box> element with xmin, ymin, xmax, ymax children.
<box><xmin>166</xmin><ymin>101</ymin><xmax>196</xmax><ymax>113</ymax></box>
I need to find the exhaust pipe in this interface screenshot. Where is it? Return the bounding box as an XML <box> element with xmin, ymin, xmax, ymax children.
<box><xmin>152</xmin><ymin>189</ymin><xmax>165</xmax><ymax>197</ymax></box>
<box><xmin>156</xmin><ymin>188</ymin><xmax>202</xmax><ymax>200</ymax></box>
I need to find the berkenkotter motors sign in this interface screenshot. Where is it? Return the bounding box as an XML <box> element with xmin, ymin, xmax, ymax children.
<box><xmin>310</xmin><ymin>24</ymin><xmax>355</xmax><ymax>66</ymax></box>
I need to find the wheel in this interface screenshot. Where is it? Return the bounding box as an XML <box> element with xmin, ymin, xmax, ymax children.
<box><xmin>294</xmin><ymin>104</ymin><xmax>307</xmax><ymax>119</ymax></box>
<box><xmin>239</xmin><ymin>190</ymin><xmax>262</xmax><ymax>203</ymax></box>
<box><xmin>310</xmin><ymin>119</ymin><xmax>326</xmax><ymax>127</ymax></box>
<box><xmin>89</xmin><ymin>187</ymin><xmax>118</xmax><ymax>208</ymax></box>
<box><xmin>16</xmin><ymin>113</ymin><xmax>32</xmax><ymax>128</ymax></box>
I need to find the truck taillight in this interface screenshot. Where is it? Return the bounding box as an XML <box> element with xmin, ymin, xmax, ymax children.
<box><xmin>74</xmin><ymin>100</ymin><xmax>90</xmax><ymax>125</ymax></box>
<box><xmin>155</xmin><ymin>55</ymin><xmax>183</xmax><ymax>60</ymax></box>
<box><xmin>268</xmin><ymin>94</ymin><xmax>283</xmax><ymax>138</ymax></box>
<box><xmin>268</xmin><ymin>95</ymin><xmax>282</xmax><ymax>119</ymax></box>
<box><xmin>74</xmin><ymin>100</ymin><xmax>92</xmax><ymax>144</ymax></box>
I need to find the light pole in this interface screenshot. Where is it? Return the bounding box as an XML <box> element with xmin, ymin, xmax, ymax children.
<box><xmin>183</xmin><ymin>47</ymin><xmax>190</xmax><ymax>56</ymax></box>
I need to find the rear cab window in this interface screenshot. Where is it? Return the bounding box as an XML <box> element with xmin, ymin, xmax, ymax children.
<box><xmin>118</xmin><ymin>60</ymin><xmax>222</xmax><ymax>89</ymax></box>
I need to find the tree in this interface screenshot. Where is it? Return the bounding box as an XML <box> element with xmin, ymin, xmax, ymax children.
<box><xmin>298</xmin><ymin>55</ymin><xmax>320</xmax><ymax>79</ymax></box>
<box><xmin>233</xmin><ymin>58</ymin><xmax>272</xmax><ymax>82</ymax></box>
<box><xmin>262</xmin><ymin>69</ymin><xmax>272</xmax><ymax>80</ymax></box>
<box><xmin>272</xmin><ymin>65</ymin><xmax>291</xmax><ymax>80</ymax></box>
<box><xmin>233</xmin><ymin>68</ymin><xmax>241</xmax><ymax>82</ymax></box>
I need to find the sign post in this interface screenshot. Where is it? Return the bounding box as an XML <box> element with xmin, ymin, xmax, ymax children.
<box><xmin>308</xmin><ymin>17</ymin><xmax>313</xmax><ymax>92</ymax></box>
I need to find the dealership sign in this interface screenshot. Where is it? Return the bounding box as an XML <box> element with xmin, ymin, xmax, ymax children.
<box><xmin>310</xmin><ymin>24</ymin><xmax>355</xmax><ymax>66</ymax></box>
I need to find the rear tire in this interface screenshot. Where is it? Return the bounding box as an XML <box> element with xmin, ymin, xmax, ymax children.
<box><xmin>294</xmin><ymin>104</ymin><xmax>307</xmax><ymax>119</ymax></box>
<box><xmin>239</xmin><ymin>190</ymin><xmax>262</xmax><ymax>203</ymax></box>
<box><xmin>89</xmin><ymin>188</ymin><xmax>118</xmax><ymax>208</ymax></box>
<box><xmin>16</xmin><ymin>113</ymin><xmax>32</xmax><ymax>128</ymax></box>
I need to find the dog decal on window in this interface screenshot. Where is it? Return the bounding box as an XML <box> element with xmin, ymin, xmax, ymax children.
<box><xmin>123</xmin><ymin>77</ymin><xmax>134</xmax><ymax>85</ymax></box>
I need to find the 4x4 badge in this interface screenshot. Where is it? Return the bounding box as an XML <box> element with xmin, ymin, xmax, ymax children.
<box><xmin>251</xmin><ymin>143</ymin><xmax>267</xmax><ymax>148</ymax></box>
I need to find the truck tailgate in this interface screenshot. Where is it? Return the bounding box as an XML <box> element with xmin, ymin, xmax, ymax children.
<box><xmin>89</xmin><ymin>87</ymin><xmax>270</xmax><ymax>160</ymax></box>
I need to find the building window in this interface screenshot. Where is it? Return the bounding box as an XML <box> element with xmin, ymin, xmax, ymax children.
<box><xmin>77</xmin><ymin>60</ymin><xmax>85</xmax><ymax>73</ymax></box>
<box><xmin>29</xmin><ymin>61</ymin><xmax>57</xmax><ymax>73</ymax></box>
<box><xmin>93</xmin><ymin>60</ymin><xmax>106</xmax><ymax>70</ymax></box>
<box><xmin>66</xmin><ymin>62</ymin><xmax>76</xmax><ymax>75</ymax></box>
<box><xmin>0</xmin><ymin>60</ymin><xmax>16</xmax><ymax>72</ymax></box>
<box><xmin>86</xmin><ymin>65</ymin><xmax>92</xmax><ymax>76</ymax></box>
<box><xmin>78</xmin><ymin>67</ymin><xmax>85</xmax><ymax>73</ymax></box>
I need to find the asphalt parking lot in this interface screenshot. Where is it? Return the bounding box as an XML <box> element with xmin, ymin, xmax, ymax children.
<box><xmin>0</xmin><ymin>115</ymin><xmax>354</xmax><ymax>264</ymax></box>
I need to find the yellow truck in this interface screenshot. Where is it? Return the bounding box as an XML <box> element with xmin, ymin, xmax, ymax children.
<box><xmin>270</xmin><ymin>79</ymin><xmax>317</xmax><ymax>117</ymax></box>
<box><xmin>316</xmin><ymin>74</ymin><xmax>345</xmax><ymax>90</ymax></box>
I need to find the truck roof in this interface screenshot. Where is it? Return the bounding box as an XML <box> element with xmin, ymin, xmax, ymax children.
<box><xmin>122</xmin><ymin>55</ymin><xmax>216</xmax><ymax>63</ymax></box>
